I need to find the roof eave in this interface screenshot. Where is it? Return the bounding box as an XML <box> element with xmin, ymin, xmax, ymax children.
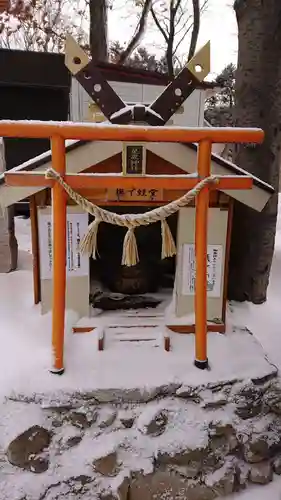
<box><xmin>0</xmin><ymin>139</ymin><xmax>274</xmax><ymax>198</ymax></box>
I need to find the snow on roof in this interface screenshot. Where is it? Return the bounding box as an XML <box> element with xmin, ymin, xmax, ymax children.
<box><xmin>189</xmin><ymin>142</ymin><xmax>274</xmax><ymax>194</ymax></box>
<box><xmin>0</xmin><ymin>139</ymin><xmax>83</xmax><ymax>184</ymax></box>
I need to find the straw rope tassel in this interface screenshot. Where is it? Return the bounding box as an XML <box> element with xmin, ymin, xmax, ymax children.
<box><xmin>45</xmin><ymin>167</ymin><xmax>218</xmax><ymax>267</ymax></box>
<box><xmin>121</xmin><ymin>228</ymin><xmax>139</xmax><ymax>267</ymax></box>
<box><xmin>161</xmin><ymin>219</ymin><xmax>177</xmax><ymax>259</ymax></box>
<box><xmin>79</xmin><ymin>218</ymin><xmax>101</xmax><ymax>259</ymax></box>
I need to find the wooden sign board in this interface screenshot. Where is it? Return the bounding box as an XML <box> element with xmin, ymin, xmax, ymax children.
<box><xmin>122</xmin><ymin>143</ymin><xmax>146</xmax><ymax>176</ymax></box>
<box><xmin>107</xmin><ymin>187</ymin><xmax>163</xmax><ymax>202</ymax></box>
<box><xmin>174</xmin><ymin>207</ymin><xmax>229</xmax><ymax>322</ymax></box>
<box><xmin>37</xmin><ymin>206</ymin><xmax>90</xmax><ymax>317</ymax></box>
<box><xmin>181</xmin><ymin>243</ymin><xmax>223</xmax><ymax>298</ymax></box>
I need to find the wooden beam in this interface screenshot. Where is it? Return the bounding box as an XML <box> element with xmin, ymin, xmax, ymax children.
<box><xmin>194</xmin><ymin>139</ymin><xmax>211</xmax><ymax>369</ymax></box>
<box><xmin>65</xmin><ymin>35</ymin><xmax>89</xmax><ymax>75</ymax></box>
<box><xmin>222</xmin><ymin>199</ymin><xmax>234</xmax><ymax>324</ymax></box>
<box><xmin>148</xmin><ymin>42</ymin><xmax>211</xmax><ymax>125</ymax></box>
<box><xmin>29</xmin><ymin>196</ymin><xmax>41</xmax><ymax>305</ymax></box>
<box><xmin>74</xmin><ymin>324</ymin><xmax>226</xmax><ymax>334</ymax></box>
<box><xmin>5</xmin><ymin>172</ymin><xmax>254</xmax><ymax>191</ymax></box>
<box><xmin>186</xmin><ymin>41</ymin><xmax>211</xmax><ymax>82</ymax></box>
<box><xmin>167</xmin><ymin>324</ymin><xmax>225</xmax><ymax>334</ymax></box>
<box><xmin>50</xmin><ymin>136</ymin><xmax>67</xmax><ymax>375</ymax></box>
<box><xmin>69</xmin><ymin>188</ymin><xmax>220</xmax><ymax>206</ymax></box>
<box><xmin>0</xmin><ymin>120</ymin><xmax>264</xmax><ymax>144</ymax></box>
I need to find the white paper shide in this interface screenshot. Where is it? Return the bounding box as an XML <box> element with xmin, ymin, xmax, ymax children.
<box><xmin>38</xmin><ymin>211</ymin><xmax>89</xmax><ymax>280</ymax></box>
<box><xmin>182</xmin><ymin>244</ymin><xmax>223</xmax><ymax>298</ymax></box>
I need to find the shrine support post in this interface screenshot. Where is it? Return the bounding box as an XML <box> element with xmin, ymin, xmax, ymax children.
<box><xmin>194</xmin><ymin>140</ymin><xmax>212</xmax><ymax>369</ymax></box>
<box><xmin>50</xmin><ymin>136</ymin><xmax>67</xmax><ymax>374</ymax></box>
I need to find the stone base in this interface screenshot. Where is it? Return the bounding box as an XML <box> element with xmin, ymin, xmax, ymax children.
<box><xmin>2</xmin><ymin>373</ymin><xmax>281</xmax><ymax>499</ymax></box>
<box><xmin>90</xmin><ymin>291</ymin><xmax>161</xmax><ymax>311</ymax></box>
<box><xmin>0</xmin><ymin>207</ymin><xmax>18</xmax><ymax>273</ymax></box>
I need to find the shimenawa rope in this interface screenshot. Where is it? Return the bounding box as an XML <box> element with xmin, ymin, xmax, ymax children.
<box><xmin>45</xmin><ymin>168</ymin><xmax>218</xmax><ymax>266</ymax></box>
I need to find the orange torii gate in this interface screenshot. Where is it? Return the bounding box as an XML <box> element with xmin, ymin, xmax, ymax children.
<box><xmin>0</xmin><ymin>121</ymin><xmax>264</xmax><ymax>373</ymax></box>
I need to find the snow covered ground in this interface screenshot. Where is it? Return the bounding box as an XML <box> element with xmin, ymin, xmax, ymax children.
<box><xmin>0</xmin><ymin>202</ymin><xmax>281</xmax><ymax>499</ymax></box>
<box><xmin>229</xmin><ymin>479</ymin><xmax>281</xmax><ymax>500</ymax></box>
<box><xmin>229</xmin><ymin>201</ymin><xmax>281</xmax><ymax>372</ymax></box>
<box><xmin>0</xmin><ymin>216</ymin><xmax>277</xmax><ymax>403</ymax></box>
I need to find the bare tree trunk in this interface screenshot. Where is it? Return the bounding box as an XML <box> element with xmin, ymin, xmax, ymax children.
<box><xmin>89</xmin><ymin>0</ymin><xmax>108</xmax><ymax>62</ymax></box>
<box><xmin>118</xmin><ymin>0</ymin><xmax>152</xmax><ymax>65</ymax></box>
<box><xmin>188</xmin><ymin>0</ymin><xmax>200</xmax><ymax>61</ymax></box>
<box><xmin>166</xmin><ymin>29</ymin><xmax>175</xmax><ymax>77</ymax></box>
<box><xmin>166</xmin><ymin>1</ymin><xmax>178</xmax><ymax>78</ymax></box>
<box><xmin>228</xmin><ymin>0</ymin><xmax>281</xmax><ymax>304</ymax></box>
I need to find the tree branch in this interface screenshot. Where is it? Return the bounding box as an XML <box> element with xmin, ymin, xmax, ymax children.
<box><xmin>174</xmin><ymin>6</ymin><xmax>189</xmax><ymax>34</ymax></box>
<box><xmin>117</xmin><ymin>0</ymin><xmax>153</xmax><ymax>64</ymax></box>
<box><xmin>174</xmin><ymin>0</ymin><xmax>182</xmax><ymax>13</ymax></box>
<box><xmin>173</xmin><ymin>21</ymin><xmax>193</xmax><ymax>55</ymax></box>
<box><xmin>166</xmin><ymin>0</ymin><xmax>177</xmax><ymax>77</ymax></box>
<box><xmin>151</xmin><ymin>3</ymin><xmax>169</xmax><ymax>43</ymax></box>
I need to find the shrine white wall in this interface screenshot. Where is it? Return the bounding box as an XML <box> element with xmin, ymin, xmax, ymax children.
<box><xmin>69</xmin><ymin>78</ymin><xmax>206</xmax><ymax>127</ymax></box>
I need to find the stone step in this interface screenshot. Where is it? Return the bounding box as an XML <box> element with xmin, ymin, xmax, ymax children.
<box><xmin>105</xmin><ymin>326</ymin><xmax>163</xmax><ymax>349</ymax></box>
<box><xmin>96</xmin><ymin>326</ymin><xmax>170</xmax><ymax>352</ymax></box>
<box><xmin>73</xmin><ymin>317</ymin><xmax>165</xmax><ymax>332</ymax></box>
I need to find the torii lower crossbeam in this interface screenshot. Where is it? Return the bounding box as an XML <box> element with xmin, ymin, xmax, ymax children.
<box><xmin>1</xmin><ymin>121</ymin><xmax>264</xmax><ymax>373</ymax></box>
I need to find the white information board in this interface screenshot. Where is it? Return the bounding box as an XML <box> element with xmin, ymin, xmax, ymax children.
<box><xmin>38</xmin><ymin>211</ymin><xmax>89</xmax><ymax>280</ymax></box>
<box><xmin>181</xmin><ymin>244</ymin><xmax>223</xmax><ymax>298</ymax></box>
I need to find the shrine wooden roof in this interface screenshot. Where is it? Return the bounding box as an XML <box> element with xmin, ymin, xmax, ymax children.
<box><xmin>0</xmin><ymin>48</ymin><xmax>219</xmax><ymax>89</ymax></box>
<box><xmin>0</xmin><ymin>138</ymin><xmax>272</xmax><ymax>192</ymax></box>
<box><xmin>0</xmin><ymin>137</ymin><xmax>274</xmax><ymax>213</ymax></box>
